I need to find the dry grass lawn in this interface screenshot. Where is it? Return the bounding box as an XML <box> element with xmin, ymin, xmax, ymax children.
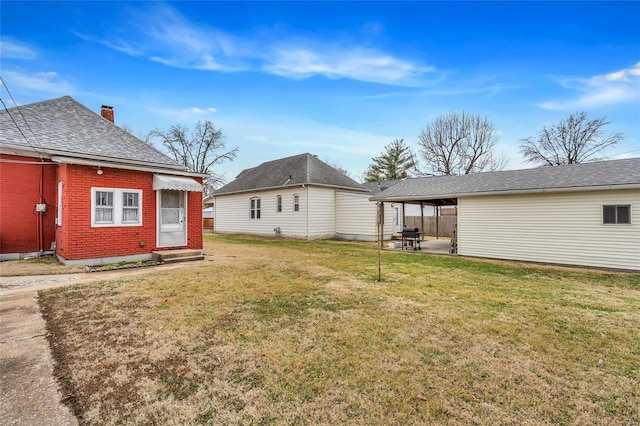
<box><xmin>39</xmin><ymin>234</ymin><xmax>639</xmax><ymax>425</ymax></box>
<box><xmin>1</xmin><ymin>256</ymin><xmax>83</xmax><ymax>277</ymax></box>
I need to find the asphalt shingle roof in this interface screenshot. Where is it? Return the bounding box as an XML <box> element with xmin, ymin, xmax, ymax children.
<box><xmin>214</xmin><ymin>153</ymin><xmax>367</xmax><ymax>195</ymax></box>
<box><xmin>0</xmin><ymin>96</ymin><xmax>178</xmax><ymax>167</ymax></box>
<box><xmin>370</xmin><ymin>157</ymin><xmax>640</xmax><ymax>201</ymax></box>
<box><xmin>361</xmin><ymin>179</ymin><xmax>403</xmax><ymax>195</ymax></box>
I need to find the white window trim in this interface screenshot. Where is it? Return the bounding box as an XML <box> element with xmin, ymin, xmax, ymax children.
<box><xmin>293</xmin><ymin>193</ymin><xmax>300</xmax><ymax>212</ymax></box>
<box><xmin>602</xmin><ymin>204</ymin><xmax>632</xmax><ymax>225</ymax></box>
<box><xmin>91</xmin><ymin>187</ymin><xmax>143</xmax><ymax>227</ymax></box>
<box><xmin>276</xmin><ymin>195</ymin><xmax>282</xmax><ymax>213</ymax></box>
<box><xmin>250</xmin><ymin>197</ymin><xmax>261</xmax><ymax>220</ymax></box>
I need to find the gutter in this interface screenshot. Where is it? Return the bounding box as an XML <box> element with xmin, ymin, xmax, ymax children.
<box><xmin>369</xmin><ymin>183</ymin><xmax>640</xmax><ymax>202</ymax></box>
<box><xmin>50</xmin><ymin>156</ymin><xmax>209</xmax><ymax>178</ymax></box>
<box><xmin>3</xmin><ymin>143</ymin><xmax>186</xmax><ymax>171</ymax></box>
<box><xmin>214</xmin><ymin>183</ymin><xmax>368</xmax><ymax>197</ymax></box>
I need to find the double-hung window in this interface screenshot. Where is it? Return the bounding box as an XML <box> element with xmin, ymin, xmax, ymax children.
<box><xmin>91</xmin><ymin>188</ymin><xmax>142</xmax><ymax>227</ymax></box>
<box><xmin>293</xmin><ymin>194</ymin><xmax>300</xmax><ymax>212</ymax></box>
<box><xmin>603</xmin><ymin>205</ymin><xmax>631</xmax><ymax>224</ymax></box>
<box><xmin>122</xmin><ymin>192</ymin><xmax>140</xmax><ymax>223</ymax></box>
<box><xmin>95</xmin><ymin>191</ymin><xmax>114</xmax><ymax>224</ymax></box>
<box><xmin>276</xmin><ymin>195</ymin><xmax>282</xmax><ymax>213</ymax></box>
<box><xmin>250</xmin><ymin>197</ymin><xmax>261</xmax><ymax>219</ymax></box>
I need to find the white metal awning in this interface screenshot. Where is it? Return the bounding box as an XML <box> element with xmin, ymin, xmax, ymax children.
<box><xmin>153</xmin><ymin>174</ymin><xmax>203</xmax><ymax>192</ymax></box>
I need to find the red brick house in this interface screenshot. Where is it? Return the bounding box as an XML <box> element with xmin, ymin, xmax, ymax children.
<box><xmin>0</xmin><ymin>96</ymin><xmax>205</xmax><ymax>265</ymax></box>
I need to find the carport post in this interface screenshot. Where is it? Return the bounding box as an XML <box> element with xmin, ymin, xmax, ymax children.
<box><xmin>377</xmin><ymin>201</ymin><xmax>383</xmax><ymax>282</ymax></box>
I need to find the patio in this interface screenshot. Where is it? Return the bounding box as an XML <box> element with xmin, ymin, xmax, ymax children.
<box><xmin>386</xmin><ymin>238</ymin><xmax>453</xmax><ymax>255</ymax></box>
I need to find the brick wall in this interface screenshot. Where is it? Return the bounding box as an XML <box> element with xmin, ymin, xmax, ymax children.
<box><xmin>0</xmin><ymin>154</ymin><xmax>57</xmax><ymax>254</ymax></box>
<box><xmin>56</xmin><ymin>164</ymin><xmax>203</xmax><ymax>261</ymax></box>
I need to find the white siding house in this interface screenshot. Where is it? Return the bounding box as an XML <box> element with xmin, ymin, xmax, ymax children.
<box><xmin>458</xmin><ymin>189</ymin><xmax>640</xmax><ymax>271</ymax></box>
<box><xmin>335</xmin><ymin>190</ymin><xmax>394</xmax><ymax>241</ymax></box>
<box><xmin>371</xmin><ymin>158</ymin><xmax>640</xmax><ymax>271</ymax></box>
<box><xmin>213</xmin><ymin>153</ymin><xmax>392</xmax><ymax>241</ymax></box>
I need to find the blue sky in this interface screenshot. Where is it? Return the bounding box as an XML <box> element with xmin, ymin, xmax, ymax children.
<box><xmin>2</xmin><ymin>1</ymin><xmax>639</xmax><ymax>182</ymax></box>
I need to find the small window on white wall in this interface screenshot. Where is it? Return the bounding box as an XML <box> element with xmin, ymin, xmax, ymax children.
<box><xmin>276</xmin><ymin>195</ymin><xmax>282</xmax><ymax>213</ymax></box>
<box><xmin>250</xmin><ymin>197</ymin><xmax>261</xmax><ymax>219</ymax></box>
<box><xmin>293</xmin><ymin>194</ymin><xmax>300</xmax><ymax>212</ymax></box>
<box><xmin>603</xmin><ymin>205</ymin><xmax>631</xmax><ymax>224</ymax></box>
<box><xmin>91</xmin><ymin>188</ymin><xmax>142</xmax><ymax>227</ymax></box>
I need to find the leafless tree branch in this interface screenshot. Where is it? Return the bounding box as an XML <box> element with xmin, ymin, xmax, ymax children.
<box><xmin>520</xmin><ymin>111</ymin><xmax>623</xmax><ymax>166</ymax></box>
<box><xmin>150</xmin><ymin>120</ymin><xmax>238</xmax><ymax>194</ymax></box>
<box><xmin>417</xmin><ymin>112</ymin><xmax>505</xmax><ymax>175</ymax></box>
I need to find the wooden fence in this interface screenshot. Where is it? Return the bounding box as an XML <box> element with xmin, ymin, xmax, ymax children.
<box><xmin>404</xmin><ymin>215</ymin><xmax>457</xmax><ymax>238</ymax></box>
<box><xmin>203</xmin><ymin>218</ymin><xmax>215</xmax><ymax>233</ymax></box>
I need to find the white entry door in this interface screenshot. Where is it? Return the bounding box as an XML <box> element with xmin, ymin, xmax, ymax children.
<box><xmin>393</xmin><ymin>205</ymin><xmax>403</xmax><ymax>233</ymax></box>
<box><xmin>158</xmin><ymin>190</ymin><xmax>187</xmax><ymax>247</ymax></box>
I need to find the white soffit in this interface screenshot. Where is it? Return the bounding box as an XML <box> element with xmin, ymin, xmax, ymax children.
<box><xmin>153</xmin><ymin>174</ymin><xmax>203</xmax><ymax>192</ymax></box>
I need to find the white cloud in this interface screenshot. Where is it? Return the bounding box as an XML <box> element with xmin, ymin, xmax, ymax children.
<box><xmin>1</xmin><ymin>70</ymin><xmax>75</xmax><ymax>96</ymax></box>
<box><xmin>148</xmin><ymin>105</ymin><xmax>218</xmax><ymax>122</ymax></box>
<box><xmin>85</xmin><ymin>3</ymin><xmax>435</xmax><ymax>87</ymax></box>
<box><xmin>215</xmin><ymin>112</ymin><xmax>394</xmax><ymax>178</ymax></box>
<box><xmin>539</xmin><ymin>62</ymin><xmax>640</xmax><ymax>110</ymax></box>
<box><xmin>264</xmin><ymin>46</ymin><xmax>433</xmax><ymax>87</ymax></box>
<box><xmin>0</xmin><ymin>39</ymin><xmax>38</xmax><ymax>60</ymax></box>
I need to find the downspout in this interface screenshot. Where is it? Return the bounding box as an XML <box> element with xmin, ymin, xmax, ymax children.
<box><xmin>38</xmin><ymin>162</ymin><xmax>44</xmax><ymax>255</ymax></box>
<box><xmin>303</xmin><ymin>184</ymin><xmax>309</xmax><ymax>239</ymax></box>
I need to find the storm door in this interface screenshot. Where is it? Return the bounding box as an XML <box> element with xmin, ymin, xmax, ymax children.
<box><xmin>157</xmin><ymin>190</ymin><xmax>186</xmax><ymax>247</ymax></box>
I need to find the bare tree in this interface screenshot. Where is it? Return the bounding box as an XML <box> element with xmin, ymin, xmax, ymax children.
<box><xmin>120</xmin><ymin>124</ymin><xmax>154</xmax><ymax>146</ymax></box>
<box><xmin>520</xmin><ymin>111</ymin><xmax>623</xmax><ymax>166</ymax></box>
<box><xmin>150</xmin><ymin>120</ymin><xmax>238</xmax><ymax>194</ymax></box>
<box><xmin>322</xmin><ymin>157</ymin><xmax>356</xmax><ymax>180</ymax></box>
<box><xmin>364</xmin><ymin>138</ymin><xmax>417</xmax><ymax>182</ymax></box>
<box><xmin>417</xmin><ymin>112</ymin><xmax>506</xmax><ymax>175</ymax></box>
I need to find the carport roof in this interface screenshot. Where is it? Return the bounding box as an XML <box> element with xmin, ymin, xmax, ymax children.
<box><xmin>370</xmin><ymin>157</ymin><xmax>640</xmax><ymax>201</ymax></box>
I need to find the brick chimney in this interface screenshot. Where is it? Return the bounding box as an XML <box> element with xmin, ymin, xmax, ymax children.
<box><xmin>101</xmin><ymin>105</ymin><xmax>114</xmax><ymax>123</ymax></box>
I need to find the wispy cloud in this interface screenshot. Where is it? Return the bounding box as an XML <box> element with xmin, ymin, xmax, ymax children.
<box><xmin>539</xmin><ymin>62</ymin><xmax>640</xmax><ymax>110</ymax></box>
<box><xmin>0</xmin><ymin>39</ymin><xmax>38</xmax><ymax>60</ymax></box>
<box><xmin>219</xmin><ymin>113</ymin><xmax>392</xmax><ymax>158</ymax></box>
<box><xmin>148</xmin><ymin>105</ymin><xmax>218</xmax><ymax>123</ymax></box>
<box><xmin>83</xmin><ymin>3</ymin><xmax>436</xmax><ymax>86</ymax></box>
<box><xmin>1</xmin><ymin>70</ymin><xmax>75</xmax><ymax>96</ymax></box>
<box><xmin>264</xmin><ymin>46</ymin><xmax>433</xmax><ymax>87</ymax></box>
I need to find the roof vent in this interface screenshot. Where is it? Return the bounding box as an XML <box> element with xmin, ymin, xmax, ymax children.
<box><xmin>101</xmin><ymin>105</ymin><xmax>114</xmax><ymax>123</ymax></box>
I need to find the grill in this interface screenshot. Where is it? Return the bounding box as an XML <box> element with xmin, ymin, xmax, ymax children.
<box><xmin>401</xmin><ymin>227</ymin><xmax>423</xmax><ymax>251</ymax></box>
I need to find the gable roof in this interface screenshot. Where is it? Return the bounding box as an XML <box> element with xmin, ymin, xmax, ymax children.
<box><xmin>214</xmin><ymin>153</ymin><xmax>367</xmax><ymax>195</ymax></box>
<box><xmin>370</xmin><ymin>157</ymin><xmax>640</xmax><ymax>201</ymax></box>
<box><xmin>0</xmin><ymin>96</ymin><xmax>179</xmax><ymax>168</ymax></box>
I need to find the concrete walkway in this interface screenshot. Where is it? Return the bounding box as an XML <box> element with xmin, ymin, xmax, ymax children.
<box><xmin>1</xmin><ymin>289</ymin><xmax>78</xmax><ymax>425</ymax></box>
<box><xmin>0</xmin><ymin>262</ymin><xmax>202</xmax><ymax>425</ymax></box>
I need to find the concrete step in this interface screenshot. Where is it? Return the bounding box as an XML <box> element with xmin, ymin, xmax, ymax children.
<box><xmin>162</xmin><ymin>255</ymin><xmax>205</xmax><ymax>264</ymax></box>
<box><xmin>152</xmin><ymin>249</ymin><xmax>204</xmax><ymax>263</ymax></box>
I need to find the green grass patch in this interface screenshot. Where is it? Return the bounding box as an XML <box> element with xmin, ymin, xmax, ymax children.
<box><xmin>39</xmin><ymin>234</ymin><xmax>640</xmax><ymax>425</ymax></box>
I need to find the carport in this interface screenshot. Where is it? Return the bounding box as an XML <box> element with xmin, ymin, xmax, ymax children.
<box><xmin>370</xmin><ymin>159</ymin><xmax>640</xmax><ymax>272</ymax></box>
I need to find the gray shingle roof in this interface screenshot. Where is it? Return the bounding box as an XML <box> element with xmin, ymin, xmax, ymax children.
<box><xmin>361</xmin><ymin>179</ymin><xmax>403</xmax><ymax>195</ymax></box>
<box><xmin>370</xmin><ymin>157</ymin><xmax>640</xmax><ymax>201</ymax></box>
<box><xmin>214</xmin><ymin>153</ymin><xmax>367</xmax><ymax>195</ymax></box>
<box><xmin>0</xmin><ymin>96</ymin><xmax>178</xmax><ymax>167</ymax></box>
